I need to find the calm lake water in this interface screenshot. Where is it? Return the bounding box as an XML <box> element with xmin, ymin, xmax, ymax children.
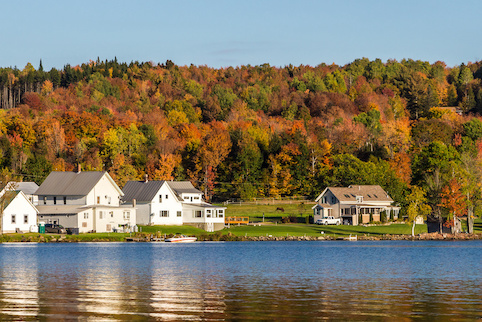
<box><xmin>0</xmin><ymin>241</ymin><xmax>480</xmax><ymax>320</ymax></box>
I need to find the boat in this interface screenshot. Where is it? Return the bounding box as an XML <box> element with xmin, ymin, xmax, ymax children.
<box><xmin>344</xmin><ymin>234</ymin><xmax>358</xmax><ymax>241</ymax></box>
<box><xmin>165</xmin><ymin>235</ymin><xmax>197</xmax><ymax>243</ymax></box>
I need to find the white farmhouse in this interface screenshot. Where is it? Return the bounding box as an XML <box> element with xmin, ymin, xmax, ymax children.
<box><xmin>35</xmin><ymin>170</ymin><xmax>136</xmax><ymax>233</ymax></box>
<box><xmin>0</xmin><ymin>190</ymin><xmax>38</xmax><ymax>233</ymax></box>
<box><xmin>122</xmin><ymin>180</ymin><xmax>226</xmax><ymax>232</ymax></box>
<box><xmin>313</xmin><ymin>185</ymin><xmax>400</xmax><ymax>225</ymax></box>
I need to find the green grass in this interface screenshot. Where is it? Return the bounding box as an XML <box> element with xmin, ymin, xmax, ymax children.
<box><xmin>223</xmin><ymin>223</ymin><xmax>427</xmax><ymax>237</ymax></box>
<box><xmin>139</xmin><ymin>225</ymin><xmax>206</xmax><ymax>235</ymax></box>
<box><xmin>472</xmin><ymin>218</ymin><xmax>482</xmax><ymax>233</ymax></box>
<box><xmin>224</xmin><ymin>201</ymin><xmax>314</xmax><ymax>222</ymax></box>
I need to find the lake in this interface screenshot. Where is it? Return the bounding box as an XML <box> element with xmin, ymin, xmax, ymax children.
<box><xmin>0</xmin><ymin>241</ymin><xmax>480</xmax><ymax>320</ymax></box>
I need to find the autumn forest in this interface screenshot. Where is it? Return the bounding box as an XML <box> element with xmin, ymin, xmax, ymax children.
<box><xmin>1</xmin><ymin>58</ymin><xmax>482</xmax><ymax>223</ymax></box>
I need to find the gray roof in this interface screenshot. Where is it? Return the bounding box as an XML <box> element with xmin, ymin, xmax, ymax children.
<box><xmin>166</xmin><ymin>181</ymin><xmax>202</xmax><ymax>195</ymax></box>
<box><xmin>35</xmin><ymin>171</ymin><xmax>110</xmax><ymax>196</ymax></box>
<box><xmin>122</xmin><ymin>180</ymin><xmax>202</xmax><ymax>203</ymax></box>
<box><xmin>122</xmin><ymin>181</ymin><xmax>165</xmax><ymax>203</ymax></box>
<box><xmin>8</xmin><ymin>182</ymin><xmax>39</xmax><ymax>195</ymax></box>
<box><xmin>37</xmin><ymin>205</ymin><xmax>90</xmax><ymax>215</ymax></box>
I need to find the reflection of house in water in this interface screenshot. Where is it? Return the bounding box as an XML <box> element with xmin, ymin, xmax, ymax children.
<box><xmin>148</xmin><ymin>251</ymin><xmax>226</xmax><ymax>319</ymax></box>
<box><xmin>74</xmin><ymin>244</ymin><xmax>134</xmax><ymax>317</ymax></box>
<box><xmin>0</xmin><ymin>245</ymin><xmax>39</xmax><ymax>318</ymax></box>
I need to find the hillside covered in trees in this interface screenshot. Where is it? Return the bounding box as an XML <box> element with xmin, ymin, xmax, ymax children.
<box><xmin>1</xmin><ymin>58</ymin><xmax>482</xmax><ymax>223</ymax></box>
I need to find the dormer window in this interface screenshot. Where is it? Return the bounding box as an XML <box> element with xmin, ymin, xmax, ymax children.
<box><xmin>54</xmin><ymin>197</ymin><xmax>57</xmax><ymax>205</ymax></box>
<box><xmin>356</xmin><ymin>196</ymin><xmax>363</xmax><ymax>203</ymax></box>
<box><xmin>63</xmin><ymin>196</ymin><xmax>67</xmax><ymax>204</ymax></box>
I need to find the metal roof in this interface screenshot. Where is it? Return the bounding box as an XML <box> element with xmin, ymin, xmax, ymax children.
<box><xmin>166</xmin><ymin>181</ymin><xmax>202</xmax><ymax>195</ymax></box>
<box><xmin>35</xmin><ymin>171</ymin><xmax>111</xmax><ymax>196</ymax></box>
<box><xmin>122</xmin><ymin>181</ymin><xmax>165</xmax><ymax>203</ymax></box>
<box><xmin>8</xmin><ymin>182</ymin><xmax>39</xmax><ymax>195</ymax></box>
<box><xmin>36</xmin><ymin>205</ymin><xmax>91</xmax><ymax>215</ymax></box>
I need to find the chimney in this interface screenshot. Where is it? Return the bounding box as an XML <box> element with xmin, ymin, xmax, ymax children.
<box><xmin>77</xmin><ymin>164</ymin><xmax>81</xmax><ymax>173</ymax></box>
<box><xmin>144</xmin><ymin>174</ymin><xmax>148</xmax><ymax>183</ymax></box>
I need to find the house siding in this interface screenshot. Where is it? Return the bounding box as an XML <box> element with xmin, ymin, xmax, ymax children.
<box><xmin>2</xmin><ymin>193</ymin><xmax>38</xmax><ymax>233</ymax></box>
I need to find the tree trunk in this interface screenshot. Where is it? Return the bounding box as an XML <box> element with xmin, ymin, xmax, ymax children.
<box><xmin>467</xmin><ymin>206</ymin><xmax>474</xmax><ymax>234</ymax></box>
<box><xmin>411</xmin><ymin>221</ymin><xmax>415</xmax><ymax>237</ymax></box>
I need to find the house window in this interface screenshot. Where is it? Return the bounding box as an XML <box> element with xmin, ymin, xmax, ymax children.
<box><xmin>107</xmin><ymin>197</ymin><xmax>111</xmax><ymax>205</ymax></box>
<box><xmin>63</xmin><ymin>196</ymin><xmax>67</xmax><ymax>204</ymax></box>
<box><xmin>165</xmin><ymin>194</ymin><xmax>168</xmax><ymax>199</ymax></box>
<box><xmin>11</xmin><ymin>215</ymin><xmax>16</xmax><ymax>224</ymax></box>
<box><xmin>322</xmin><ymin>196</ymin><xmax>327</xmax><ymax>204</ymax></box>
<box><xmin>206</xmin><ymin>209</ymin><xmax>212</xmax><ymax>218</ymax></box>
<box><xmin>24</xmin><ymin>215</ymin><xmax>28</xmax><ymax>224</ymax></box>
<box><xmin>217</xmin><ymin>209</ymin><xmax>224</xmax><ymax>218</ymax></box>
<box><xmin>84</xmin><ymin>213</ymin><xmax>89</xmax><ymax>219</ymax></box>
<box><xmin>195</xmin><ymin>210</ymin><xmax>202</xmax><ymax>218</ymax></box>
<box><xmin>97</xmin><ymin>196</ymin><xmax>100</xmax><ymax>204</ymax></box>
<box><xmin>110</xmin><ymin>211</ymin><xmax>114</xmax><ymax>218</ymax></box>
<box><xmin>123</xmin><ymin>211</ymin><xmax>130</xmax><ymax>220</ymax></box>
<box><xmin>331</xmin><ymin>197</ymin><xmax>336</xmax><ymax>204</ymax></box>
<box><xmin>177</xmin><ymin>211</ymin><xmax>182</xmax><ymax>217</ymax></box>
<box><xmin>160</xmin><ymin>211</ymin><xmax>169</xmax><ymax>217</ymax></box>
<box><xmin>99</xmin><ymin>211</ymin><xmax>104</xmax><ymax>219</ymax></box>
<box><xmin>43</xmin><ymin>197</ymin><xmax>47</xmax><ymax>205</ymax></box>
<box><xmin>54</xmin><ymin>197</ymin><xmax>57</xmax><ymax>205</ymax></box>
<box><xmin>159</xmin><ymin>195</ymin><xmax>162</xmax><ymax>203</ymax></box>
<box><xmin>184</xmin><ymin>196</ymin><xmax>189</xmax><ymax>200</ymax></box>
<box><xmin>194</xmin><ymin>196</ymin><xmax>200</xmax><ymax>200</ymax></box>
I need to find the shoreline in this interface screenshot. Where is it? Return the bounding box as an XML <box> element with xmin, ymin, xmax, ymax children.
<box><xmin>0</xmin><ymin>232</ymin><xmax>481</xmax><ymax>243</ymax></box>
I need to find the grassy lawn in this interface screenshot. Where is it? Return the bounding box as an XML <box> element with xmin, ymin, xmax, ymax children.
<box><xmin>473</xmin><ymin>218</ymin><xmax>482</xmax><ymax>233</ymax></box>
<box><xmin>224</xmin><ymin>223</ymin><xmax>427</xmax><ymax>237</ymax></box>
<box><xmin>224</xmin><ymin>201</ymin><xmax>315</xmax><ymax>222</ymax></box>
<box><xmin>139</xmin><ymin>225</ymin><xmax>206</xmax><ymax>235</ymax></box>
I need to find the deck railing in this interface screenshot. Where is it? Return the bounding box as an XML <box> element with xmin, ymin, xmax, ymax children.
<box><xmin>225</xmin><ymin>216</ymin><xmax>250</xmax><ymax>225</ymax></box>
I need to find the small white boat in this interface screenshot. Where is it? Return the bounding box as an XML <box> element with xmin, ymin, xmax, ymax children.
<box><xmin>165</xmin><ymin>235</ymin><xmax>197</xmax><ymax>243</ymax></box>
<box><xmin>345</xmin><ymin>234</ymin><xmax>358</xmax><ymax>241</ymax></box>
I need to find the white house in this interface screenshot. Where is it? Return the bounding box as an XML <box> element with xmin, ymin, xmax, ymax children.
<box><xmin>35</xmin><ymin>170</ymin><xmax>136</xmax><ymax>233</ymax></box>
<box><xmin>0</xmin><ymin>190</ymin><xmax>38</xmax><ymax>233</ymax></box>
<box><xmin>313</xmin><ymin>185</ymin><xmax>400</xmax><ymax>225</ymax></box>
<box><xmin>122</xmin><ymin>179</ymin><xmax>226</xmax><ymax>232</ymax></box>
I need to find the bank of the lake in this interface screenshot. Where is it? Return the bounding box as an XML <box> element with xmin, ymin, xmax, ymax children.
<box><xmin>0</xmin><ymin>222</ymin><xmax>481</xmax><ymax>242</ymax></box>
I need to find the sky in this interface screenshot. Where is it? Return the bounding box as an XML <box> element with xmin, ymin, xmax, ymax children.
<box><xmin>1</xmin><ymin>0</ymin><xmax>482</xmax><ymax>70</ymax></box>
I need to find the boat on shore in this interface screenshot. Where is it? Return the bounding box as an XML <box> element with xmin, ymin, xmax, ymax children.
<box><xmin>165</xmin><ymin>235</ymin><xmax>197</xmax><ymax>243</ymax></box>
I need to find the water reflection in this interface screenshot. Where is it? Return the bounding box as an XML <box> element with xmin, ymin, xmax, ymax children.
<box><xmin>148</xmin><ymin>244</ymin><xmax>227</xmax><ymax>320</ymax></box>
<box><xmin>0</xmin><ymin>244</ymin><xmax>39</xmax><ymax>319</ymax></box>
<box><xmin>0</xmin><ymin>241</ymin><xmax>479</xmax><ymax>320</ymax></box>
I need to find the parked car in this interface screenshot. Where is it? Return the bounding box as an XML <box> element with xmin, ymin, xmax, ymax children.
<box><xmin>44</xmin><ymin>224</ymin><xmax>67</xmax><ymax>234</ymax></box>
<box><xmin>316</xmin><ymin>216</ymin><xmax>341</xmax><ymax>225</ymax></box>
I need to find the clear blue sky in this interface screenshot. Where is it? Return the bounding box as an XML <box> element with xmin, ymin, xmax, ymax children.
<box><xmin>2</xmin><ymin>0</ymin><xmax>481</xmax><ymax>70</ymax></box>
